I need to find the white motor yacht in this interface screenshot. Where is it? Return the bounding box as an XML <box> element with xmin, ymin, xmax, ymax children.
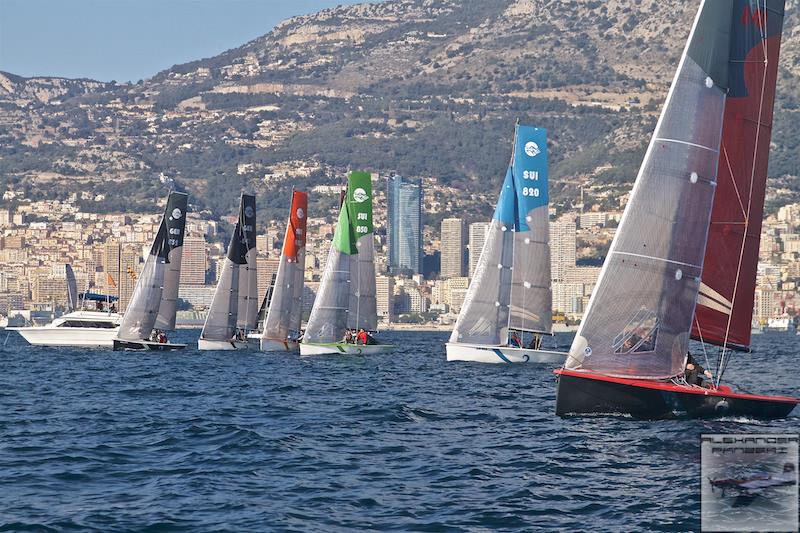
<box><xmin>10</xmin><ymin>310</ymin><xmax>122</xmax><ymax>347</ymax></box>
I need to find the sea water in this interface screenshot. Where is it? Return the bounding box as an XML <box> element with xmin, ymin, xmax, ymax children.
<box><xmin>0</xmin><ymin>330</ymin><xmax>797</xmax><ymax>531</ymax></box>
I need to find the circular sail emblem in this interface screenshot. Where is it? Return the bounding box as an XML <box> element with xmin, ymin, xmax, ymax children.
<box><xmin>244</xmin><ymin>206</ymin><xmax>254</xmax><ymax>218</ymax></box>
<box><xmin>296</xmin><ymin>207</ymin><xmax>305</xmax><ymax>219</ymax></box>
<box><xmin>524</xmin><ymin>142</ymin><xmax>541</xmax><ymax>158</ymax></box>
<box><xmin>352</xmin><ymin>188</ymin><xmax>369</xmax><ymax>203</ymax></box>
<box><xmin>171</xmin><ymin>208</ymin><xmax>182</xmax><ymax>219</ymax></box>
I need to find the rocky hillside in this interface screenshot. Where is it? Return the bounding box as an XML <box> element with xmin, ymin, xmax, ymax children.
<box><xmin>1</xmin><ymin>0</ymin><xmax>799</xmax><ymax>223</ymax></box>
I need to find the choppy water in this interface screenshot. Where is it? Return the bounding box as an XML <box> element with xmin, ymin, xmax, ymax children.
<box><xmin>0</xmin><ymin>329</ymin><xmax>797</xmax><ymax>532</ymax></box>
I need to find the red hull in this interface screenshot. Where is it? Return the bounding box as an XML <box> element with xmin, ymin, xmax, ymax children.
<box><xmin>555</xmin><ymin>369</ymin><xmax>798</xmax><ymax>419</ymax></box>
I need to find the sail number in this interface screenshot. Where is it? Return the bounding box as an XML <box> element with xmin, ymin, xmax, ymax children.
<box><xmin>356</xmin><ymin>225</ymin><xmax>369</xmax><ymax>234</ymax></box>
<box><xmin>522</xmin><ymin>187</ymin><xmax>540</xmax><ymax>197</ymax></box>
<box><xmin>522</xmin><ymin>170</ymin><xmax>539</xmax><ymax>180</ymax></box>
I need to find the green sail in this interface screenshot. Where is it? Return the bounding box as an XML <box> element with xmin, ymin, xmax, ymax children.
<box><xmin>333</xmin><ymin>171</ymin><xmax>373</xmax><ymax>255</ymax></box>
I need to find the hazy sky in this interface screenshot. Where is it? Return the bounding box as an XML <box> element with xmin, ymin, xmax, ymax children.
<box><xmin>0</xmin><ymin>0</ymin><xmax>370</xmax><ymax>82</ymax></box>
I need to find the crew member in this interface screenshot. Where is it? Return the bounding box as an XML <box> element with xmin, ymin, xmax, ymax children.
<box><xmin>356</xmin><ymin>328</ymin><xmax>368</xmax><ymax>345</ymax></box>
<box><xmin>685</xmin><ymin>352</ymin><xmax>713</xmax><ymax>387</ymax></box>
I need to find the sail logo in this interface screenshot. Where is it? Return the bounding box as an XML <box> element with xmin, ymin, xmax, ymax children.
<box><xmin>171</xmin><ymin>208</ymin><xmax>182</xmax><ymax>220</ymax></box>
<box><xmin>296</xmin><ymin>208</ymin><xmax>305</xmax><ymax>219</ymax></box>
<box><xmin>524</xmin><ymin>142</ymin><xmax>541</xmax><ymax>158</ymax></box>
<box><xmin>244</xmin><ymin>206</ymin><xmax>254</xmax><ymax>218</ymax></box>
<box><xmin>352</xmin><ymin>188</ymin><xmax>369</xmax><ymax>203</ymax></box>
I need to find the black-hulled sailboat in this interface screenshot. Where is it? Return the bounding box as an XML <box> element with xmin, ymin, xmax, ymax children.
<box><xmin>113</xmin><ymin>191</ymin><xmax>189</xmax><ymax>351</ymax></box>
<box><xmin>555</xmin><ymin>0</ymin><xmax>798</xmax><ymax>419</ymax></box>
<box><xmin>198</xmin><ymin>193</ymin><xmax>258</xmax><ymax>350</ymax></box>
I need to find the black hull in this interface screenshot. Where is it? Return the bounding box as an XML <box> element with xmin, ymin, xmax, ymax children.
<box><xmin>555</xmin><ymin>371</ymin><xmax>798</xmax><ymax>420</ymax></box>
<box><xmin>113</xmin><ymin>340</ymin><xmax>187</xmax><ymax>352</ymax></box>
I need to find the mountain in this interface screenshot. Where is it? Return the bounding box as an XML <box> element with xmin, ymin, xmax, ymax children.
<box><xmin>1</xmin><ymin>0</ymin><xmax>800</xmax><ymax>224</ymax></box>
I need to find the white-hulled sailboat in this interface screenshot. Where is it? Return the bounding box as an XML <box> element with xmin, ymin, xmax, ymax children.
<box><xmin>198</xmin><ymin>193</ymin><xmax>258</xmax><ymax>350</ymax></box>
<box><xmin>447</xmin><ymin>124</ymin><xmax>565</xmax><ymax>364</ymax></box>
<box><xmin>260</xmin><ymin>190</ymin><xmax>308</xmax><ymax>352</ymax></box>
<box><xmin>113</xmin><ymin>191</ymin><xmax>189</xmax><ymax>351</ymax></box>
<box><xmin>300</xmin><ymin>172</ymin><xmax>392</xmax><ymax>355</ymax></box>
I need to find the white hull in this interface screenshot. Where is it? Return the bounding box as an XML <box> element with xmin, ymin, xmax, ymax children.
<box><xmin>260</xmin><ymin>338</ymin><xmax>300</xmax><ymax>352</ymax></box>
<box><xmin>299</xmin><ymin>342</ymin><xmax>393</xmax><ymax>356</ymax></box>
<box><xmin>446</xmin><ymin>342</ymin><xmax>567</xmax><ymax>364</ymax></box>
<box><xmin>197</xmin><ymin>338</ymin><xmax>249</xmax><ymax>351</ymax></box>
<box><xmin>11</xmin><ymin>326</ymin><xmax>119</xmax><ymax>347</ymax></box>
<box><xmin>9</xmin><ymin>311</ymin><xmax>122</xmax><ymax>348</ymax></box>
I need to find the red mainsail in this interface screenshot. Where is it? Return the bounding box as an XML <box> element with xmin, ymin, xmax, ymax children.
<box><xmin>692</xmin><ymin>1</ymin><xmax>785</xmax><ymax>351</ymax></box>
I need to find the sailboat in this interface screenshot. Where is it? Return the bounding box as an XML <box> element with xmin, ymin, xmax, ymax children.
<box><xmin>198</xmin><ymin>193</ymin><xmax>258</xmax><ymax>350</ymax></box>
<box><xmin>555</xmin><ymin>0</ymin><xmax>798</xmax><ymax>418</ymax></box>
<box><xmin>300</xmin><ymin>172</ymin><xmax>392</xmax><ymax>355</ymax></box>
<box><xmin>260</xmin><ymin>190</ymin><xmax>308</xmax><ymax>352</ymax></box>
<box><xmin>447</xmin><ymin>124</ymin><xmax>565</xmax><ymax>363</ymax></box>
<box><xmin>113</xmin><ymin>191</ymin><xmax>189</xmax><ymax>351</ymax></box>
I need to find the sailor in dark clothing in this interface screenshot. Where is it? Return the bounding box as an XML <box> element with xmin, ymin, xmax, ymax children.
<box><xmin>685</xmin><ymin>352</ymin><xmax>713</xmax><ymax>387</ymax></box>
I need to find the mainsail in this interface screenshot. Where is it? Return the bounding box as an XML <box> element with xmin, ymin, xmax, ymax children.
<box><xmin>118</xmin><ymin>192</ymin><xmax>188</xmax><ymax>341</ymax></box>
<box><xmin>236</xmin><ymin>194</ymin><xmax>258</xmax><ymax>330</ymax></box>
<box><xmin>691</xmin><ymin>0</ymin><xmax>785</xmax><ymax>356</ymax></box>
<box><xmin>567</xmin><ymin>1</ymin><xmax>755</xmax><ymax>379</ymax></box>
<box><xmin>201</xmin><ymin>194</ymin><xmax>256</xmax><ymax>341</ymax></box>
<box><xmin>304</xmin><ymin>172</ymin><xmax>376</xmax><ymax>344</ymax></box>
<box><xmin>450</xmin><ymin>124</ymin><xmax>551</xmax><ymax>346</ymax></box>
<box><xmin>262</xmin><ymin>190</ymin><xmax>308</xmax><ymax>342</ymax></box>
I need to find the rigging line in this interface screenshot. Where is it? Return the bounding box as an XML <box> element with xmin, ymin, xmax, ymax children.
<box><xmin>722</xmin><ymin>144</ymin><xmax>747</xmax><ymax>218</ymax></box>
<box><xmin>694</xmin><ymin>314</ymin><xmax>712</xmax><ymax>373</ymax></box>
<box><xmin>718</xmin><ymin>18</ymin><xmax>771</xmax><ymax>386</ymax></box>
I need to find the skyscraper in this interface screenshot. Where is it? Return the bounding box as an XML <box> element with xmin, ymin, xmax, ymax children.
<box><xmin>387</xmin><ymin>175</ymin><xmax>422</xmax><ymax>275</ymax></box>
<box><xmin>549</xmin><ymin>215</ymin><xmax>577</xmax><ymax>282</ymax></box>
<box><xmin>440</xmin><ymin>218</ymin><xmax>466</xmax><ymax>278</ymax></box>
<box><xmin>468</xmin><ymin>222</ymin><xmax>490</xmax><ymax>278</ymax></box>
<box><xmin>180</xmin><ymin>235</ymin><xmax>207</xmax><ymax>286</ymax></box>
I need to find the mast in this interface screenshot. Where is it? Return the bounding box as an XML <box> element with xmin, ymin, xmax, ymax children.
<box><xmin>565</xmin><ymin>0</ymin><xmax>732</xmax><ymax>379</ymax></box>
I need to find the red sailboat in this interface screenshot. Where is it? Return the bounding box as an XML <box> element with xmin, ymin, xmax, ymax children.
<box><xmin>555</xmin><ymin>0</ymin><xmax>798</xmax><ymax>419</ymax></box>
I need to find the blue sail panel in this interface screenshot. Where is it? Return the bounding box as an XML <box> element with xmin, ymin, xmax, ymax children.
<box><xmin>492</xmin><ymin>167</ymin><xmax>516</xmax><ymax>225</ymax></box>
<box><xmin>512</xmin><ymin>125</ymin><xmax>548</xmax><ymax>232</ymax></box>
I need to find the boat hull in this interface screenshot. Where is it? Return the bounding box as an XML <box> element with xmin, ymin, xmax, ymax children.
<box><xmin>197</xmin><ymin>338</ymin><xmax>249</xmax><ymax>351</ymax></box>
<box><xmin>299</xmin><ymin>342</ymin><xmax>393</xmax><ymax>356</ymax></box>
<box><xmin>555</xmin><ymin>369</ymin><xmax>799</xmax><ymax>419</ymax></box>
<box><xmin>446</xmin><ymin>342</ymin><xmax>566</xmax><ymax>363</ymax></box>
<box><xmin>260</xmin><ymin>338</ymin><xmax>300</xmax><ymax>352</ymax></box>
<box><xmin>10</xmin><ymin>326</ymin><xmax>119</xmax><ymax>347</ymax></box>
<box><xmin>113</xmin><ymin>339</ymin><xmax>187</xmax><ymax>351</ymax></box>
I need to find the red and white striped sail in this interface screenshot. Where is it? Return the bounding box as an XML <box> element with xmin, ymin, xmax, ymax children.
<box><xmin>692</xmin><ymin>1</ymin><xmax>786</xmax><ymax>351</ymax></box>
